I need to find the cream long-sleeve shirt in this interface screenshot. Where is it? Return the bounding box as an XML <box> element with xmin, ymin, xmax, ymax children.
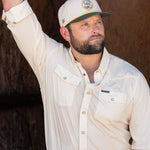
<box><xmin>2</xmin><ymin>1</ymin><xmax>150</xmax><ymax>150</ymax></box>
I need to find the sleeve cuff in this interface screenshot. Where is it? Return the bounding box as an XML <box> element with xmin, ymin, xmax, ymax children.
<box><xmin>2</xmin><ymin>0</ymin><xmax>33</xmax><ymax>24</ymax></box>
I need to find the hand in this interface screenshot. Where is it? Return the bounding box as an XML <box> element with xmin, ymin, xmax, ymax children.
<box><xmin>2</xmin><ymin>0</ymin><xmax>23</xmax><ymax>11</ymax></box>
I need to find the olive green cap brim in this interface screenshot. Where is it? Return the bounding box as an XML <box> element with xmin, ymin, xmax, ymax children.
<box><xmin>70</xmin><ymin>12</ymin><xmax>112</xmax><ymax>24</ymax></box>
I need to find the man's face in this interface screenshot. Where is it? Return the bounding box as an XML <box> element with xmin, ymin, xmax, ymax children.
<box><xmin>67</xmin><ymin>14</ymin><xmax>105</xmax><ymax>55</ymax></box>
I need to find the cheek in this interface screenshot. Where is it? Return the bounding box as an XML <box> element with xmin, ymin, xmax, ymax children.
<box><xmin>72</xmin><ymin>30</ymin><xmax>88</xmax><ymax>41</ymax></box>
<box><xmin>101</xmin><ymin>26</ymin><xmax>105</xmax><ymax>35</ymax></box>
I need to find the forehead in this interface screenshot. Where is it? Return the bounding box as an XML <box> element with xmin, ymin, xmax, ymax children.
<box><xmin>72</xmin><ymin>14</ymin><xmax>102</xmax><ymax>25</ymax></box>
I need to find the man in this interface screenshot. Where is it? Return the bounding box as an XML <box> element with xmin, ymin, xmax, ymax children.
<box><xmin>1</xmin><ymin>0</ymin><xmax>150</xmax><ymax>149</ymax></box>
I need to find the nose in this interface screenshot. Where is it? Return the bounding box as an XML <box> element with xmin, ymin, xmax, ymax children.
<box><xmin>91</xmin><ymin>23</ymin><xmax>100</xmax><ymax>34</ymax></box>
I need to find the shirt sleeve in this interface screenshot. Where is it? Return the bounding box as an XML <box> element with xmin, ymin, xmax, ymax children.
<box><xmin>2</xmin><ymin>0</ymin><xmax>61</xmax><ymax>82</ymax></box>
<box><xmin>130</xmin><ymin>72</ymin><xmax>150</xmax><ymax>150</ymax></box>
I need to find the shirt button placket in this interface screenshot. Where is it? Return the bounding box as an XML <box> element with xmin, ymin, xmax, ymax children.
<box><xmin>79</xmin><ymin>87</ymin><xmax>92</xmax><ymax>150</ymax></box>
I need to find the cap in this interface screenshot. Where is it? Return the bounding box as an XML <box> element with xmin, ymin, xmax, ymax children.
<box><xmin>58</xmin><ymin>0</ymin><xmax>111</xmax><ymax>27</ymax></box>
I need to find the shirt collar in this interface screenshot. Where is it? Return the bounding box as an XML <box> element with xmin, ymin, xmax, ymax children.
<box><xmin>69</xmin><ymin>47</ymin><xmax>110</xmax><ymax>76</ymax></box>
<box><xmin>98</xmin><ymin>47</ymin><xmax>110</xmax><ymax>76</ymax></box>
<box><xmin>69</xmin><ymin>47</ymin><xmax>76</xmax><ymax>63</ymax></box>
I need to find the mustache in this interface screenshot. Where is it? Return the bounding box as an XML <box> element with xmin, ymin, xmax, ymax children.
<box><xmin>89</xmin><ymin>34</ymin><xmax>104</xmax><ymax>40</ymax></box>
<box><xmin>90</xmin><ymin>34</ymin><xmax>103</xmax><ymax>38</ymax></box>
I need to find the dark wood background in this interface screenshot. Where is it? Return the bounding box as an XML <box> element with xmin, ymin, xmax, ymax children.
<box><xmin>0</xmin><ymin>0</ymin><xmax>150</xmax><ymax>149</ymax></box>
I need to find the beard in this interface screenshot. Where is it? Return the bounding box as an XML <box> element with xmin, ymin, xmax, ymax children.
<box><xmin>69</xmin><ymin>30</ymin><xmax>105</xmax><ymax>55</ymax></box>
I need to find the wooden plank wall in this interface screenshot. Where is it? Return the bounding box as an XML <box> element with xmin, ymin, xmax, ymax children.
<box><xmin>0</xmin><ymin>0</ymin><xmax>150</xmax><ymax>149</ymax></box>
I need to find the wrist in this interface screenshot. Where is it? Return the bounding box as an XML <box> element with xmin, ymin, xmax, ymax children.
<box><xmin>2</xmin><ymin>0</ymin><xmax>23</xmax><ymax>12</ymax></box>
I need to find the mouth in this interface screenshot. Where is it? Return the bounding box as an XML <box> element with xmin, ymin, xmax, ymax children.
<box><xmin>89</xmin><ymin>35</ymin><xmax>103</xmax><ymax>41</ymax></box>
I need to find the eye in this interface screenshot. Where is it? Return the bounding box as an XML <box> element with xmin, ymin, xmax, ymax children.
<box><xmin>82</xmin><ymin>22</ymin><xmax>89</xmax><ymax>27</ymax></box>
<box><xmin>97</xmin><ymin>20</ymin><xmax>102</xmax><ymax>24</ymax></box>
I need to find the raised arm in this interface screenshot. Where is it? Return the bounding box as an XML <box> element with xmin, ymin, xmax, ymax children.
<box><xmin>2</xmin><ymin>0</ymin><xmax>23</xmax><ymax>11</ymax></box>
<box><xmin>2</xmin><ymin>0</ymin><xmax>60</xmax><ymax>84</ymax></box>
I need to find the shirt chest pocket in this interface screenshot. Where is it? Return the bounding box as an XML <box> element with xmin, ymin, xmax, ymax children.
<box><xmin>94</xmin><ymin>91</ymin><xmax>128</xmax><ymax>122</ymax></box>
<box><xmin>54</xmin><ymin>65</ymin><xmax>81</xmax><ymax>106</ymax></box>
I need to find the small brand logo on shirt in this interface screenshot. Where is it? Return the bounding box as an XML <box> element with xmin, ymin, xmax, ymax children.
<box><xmin>82</xmin><ymin>0</ymin><xmax>93</xmax><ymax>10</ymax></box>
<box><xmin>101</xmin><ymin>90</ymin><xmax>110</xmax><ymax>93</ymax></box>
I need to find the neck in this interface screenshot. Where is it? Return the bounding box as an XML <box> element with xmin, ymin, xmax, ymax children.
<box><xmin>71</xmin><ymin>47</ymin><xmax>103</xmax><ymax>83</ymax></box>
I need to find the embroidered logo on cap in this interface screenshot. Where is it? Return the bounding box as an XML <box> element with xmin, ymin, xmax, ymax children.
<box><xmin>82</xmin><ymin>0</ymin><xmax>93</xmax><ymax>10</ymax></box>
<box><xmin>62</xmin><ymin>18</ymin><xmax>66</xmax><ymax>24</ymax></box>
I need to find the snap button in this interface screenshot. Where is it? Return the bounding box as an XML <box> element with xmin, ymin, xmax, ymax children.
<box><xmin>82</xmin><ymin>111</ymin><xmax>86</xmax><ymax>115</ymax></box>
<box><xmin>111</xmin><ymin>98</ymin><xmax>115</xmax><ymax>101</ymax></box>
<box><xmin>86</xmin><ymin>91</ymin><xmax>91</xmax><ymax>95</ymax></box>
<box><xmin>81</xmin><ymin>131</ymin><xmax>85</xmax><ymax>135</ymax></box>
<box><xmin>63</xmin><ymin>77</ymin><xmax>67</xmax><ymax>80</ymax></box>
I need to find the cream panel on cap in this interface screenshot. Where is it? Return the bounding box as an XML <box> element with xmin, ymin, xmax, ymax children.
<box><xmin>58</xmin><ymin>0</ymin><xmax>105</xmax><ymax>27</ymax></box>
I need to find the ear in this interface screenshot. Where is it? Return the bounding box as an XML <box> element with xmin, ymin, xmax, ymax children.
<box><xmin>60</xmin><ymin>27</ymin><xmax>70</xmax><ymax>42</ymax></box>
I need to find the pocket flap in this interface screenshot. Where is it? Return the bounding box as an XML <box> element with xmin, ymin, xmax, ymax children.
<box><xmin>99</xmin><ymin>90</ymin><xmax>127</xmax><ymax>104</ymax></box>
<box><xmin>55</xmin><ymin>64</ymin><xmax>81</xmax><ymax>86</ymax></box>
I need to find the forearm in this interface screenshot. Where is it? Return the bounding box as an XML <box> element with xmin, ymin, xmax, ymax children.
<box><xmin>2</xmin><ymin>0</ymin><xmax>23</xmax><ymax>11</ymax></box>
<box><xmin>2</xmin><ymin>0</ymin><xmax>59</xmax><ymax>84</ymax></box>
